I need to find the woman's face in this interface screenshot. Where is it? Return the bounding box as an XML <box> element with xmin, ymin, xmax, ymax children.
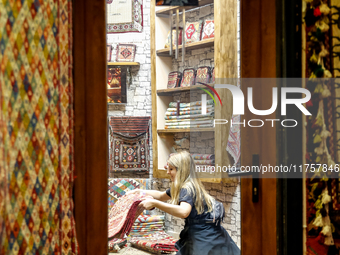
<box><xmin>166</xmin><ymin>163</ymin><xmax>177</xmax><ymax>182</ymax></box>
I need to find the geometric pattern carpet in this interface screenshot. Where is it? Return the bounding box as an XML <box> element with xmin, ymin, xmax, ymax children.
<box><xmin>108</xmin><ymin>178</ymin><xmax>150</xmax><ymax>214</ymax></box>
<box><xmin>0</xmin><ymin>0</ymin><xmax>77</xmax><ymax>253</ymax></box>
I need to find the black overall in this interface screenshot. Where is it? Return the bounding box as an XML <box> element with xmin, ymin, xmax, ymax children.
<box><xmin>166</xmin><ymin>188</ymin><xmax>240</xmax><ymax>255</ymax></box>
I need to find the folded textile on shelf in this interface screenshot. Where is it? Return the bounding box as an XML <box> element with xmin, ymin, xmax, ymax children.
<box><xmin>165</xmin><ymin>120</ymin><xmax>214</xmax><ymax>126</ymax></box>
<box><xmin>165</xmin><ymin>112</ymin><xmax>214</xmax><ymax>120</ymax></box>
<box><xmin>166</xmin><ymin>105</ymin><xmax>214</xmax><ymax>111</ymax></box>
<box><xmin>164</xmin><ymin>124</ymin><xmax>213</xmax><ymax>129</ymax></box>
<box><xmin>165</xmin><ymin>109</ymin><xmax>214</xmax><ymax>116</ymax></box>
<box><xmin>191</xmin><ymin>154</ymin><xmax>215</xmax><ymax>160</ymax></box>
<box><xmin>165</xmin><ymin>116</ymin><xmax>214</xmax><ymax>122</ymax></box>
<box><xmin>169</xmin><ymin>99</ymin><xmax>214</xmax><ymax>108</ymax></box>
<box><xmin>108</xmin><ymin>238</ymin><xmax>127</xmax><ymax>253</ymax></box>
<box><xmin>108</xmin><ymin>193</ymin><xmax>152</xmax><ymax>239</ymax></box>
<box><xmin>130</xmin><ymin>230</ymin><xmax>178</xmax><ymax>254</ymax></box>
<box><xmin>133</xmin><ymin>222</ymin><xmax>164</xmax><ymax>227</ymax></box>
<box><xmin>194</xmin><ymin>159</ymin><xmax>215</xmax><ymax>165</ymax></box>
<box><xmin>135</xmin><ymin>215</ymin><xmax>165</xmax><ymax>223</ymax></box>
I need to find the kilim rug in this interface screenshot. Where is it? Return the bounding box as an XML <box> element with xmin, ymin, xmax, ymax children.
<box><xmin>110</xmin><ymin>117</ymin><xmax>150</xmax><ymax>172</ymax></box>
<box><xmin>0</xmin><ymin>0</ymin><xmax>77</xmax><ymax>254</ymax></box>
<box><xmin>130</xmin><ymin>231</ymin><xmax>178</xmax><ymax>254</ymax></box>
<box><xmin>108</xmin><ymin>178</ymin><xmax>151</xmax><ymax>214</ymax></box>
<box><xmin>108</xmin><ymin>193</ymin><xmax>153</xmax><ymax>239</ymax></box>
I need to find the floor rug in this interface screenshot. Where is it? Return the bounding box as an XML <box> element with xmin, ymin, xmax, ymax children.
<box><xmin>108</xmin><ymin>193</ymin><xmax>152</xmax><ymax>239</ymax></box>
<box><xmin>130</xmin><ymin>231</ymin><xmax>178</xmax><ymax>254</ymax></box>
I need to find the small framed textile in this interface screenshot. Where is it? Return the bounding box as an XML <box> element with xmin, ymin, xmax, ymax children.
<box><xmin>180</xmin><ymin>68</ymin><xmax>196</xmax><ymax>87</ymax></box>
<box><xmin>167</xmin><ymin>71</ymin><xmax>182</xmax><ymax>88</ymax></box>
<box><xmin>202</xmin><ymin>20</ymin><xmax>214</xmax><ymax>40</ymax></box>
<box><xmin>107</xmin><ymin>0</ymin><xmax>143</xmax><ymax>33</ymax></box>
<box><xmin>185</xmin><ymin>20</ymin><xmax>203</xmax><ymax>44</ymax></box>
<box><xmin>116</xmin><ymin>44</ymin><xmax>136</xmax><ymax>62</ymax></box>
<box><xmin>196</xmin><ymin>66</ymin><xmax>211</xmax><ymax>84</ymax></box>
<box><xmin>107</xmin><ymin>45</ymin><xmax>112</xmax><ymax>62</ymax></box>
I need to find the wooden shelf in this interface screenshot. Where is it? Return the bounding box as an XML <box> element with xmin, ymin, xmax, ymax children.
<box><xmin>156</xmin><ymin>0</ymin><xmax>214</xmax><ymax>17</ymax></box>
<box><xmin>107</xmin><ymin>62</ymin><xmax>140</xmax><ymax>66</ymax></box>
<box><xmin>157</xmin><ymin>128</ymin><xmax>215</xmax><ymax>133</ymax></box>
<box><xmin>156</xmin><ymin>38</ymin><xmax>214</xmax><ymax>57</ymax></box>
<box><xmin>157</xmin><ymin>83</ymin><xmax>214</xmax><ymax>96</ymax></box>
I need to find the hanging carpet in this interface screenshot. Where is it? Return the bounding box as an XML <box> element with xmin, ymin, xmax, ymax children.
<box><xmin>110</xmin><ymin>116</ymin><xmax>150</xmax><ymax>172</ymax></box>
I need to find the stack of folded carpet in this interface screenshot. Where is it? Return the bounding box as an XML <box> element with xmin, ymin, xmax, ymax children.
<box><xmin>129</xmin><ymin>230</ymin><xmax>178</xmax><ymax>254</ymax></box>
<box><xmin>192</xmin><ymin>153</ymin><xmax>215</xmax><ymax>167</ymax></box>
<box><xmin>108</xmin><ymin>193</ymin><xmax>152</xmax><ymax>239</ymax></box>
<box><xmin>164</xmin><ymin>99</ymin><xmax>215</xmax><ymax>129</ymax></box>
<box><xmin>129</xmin><ymin>215</ymin><xmax>165</xmax><ymax>237</ymax></box>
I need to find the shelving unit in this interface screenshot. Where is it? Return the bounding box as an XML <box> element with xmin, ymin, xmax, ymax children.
<box><xmin>155</xmin><ymin>0</ymin><xmax>214</xmax><ymax>17</ymax></box>
<box><xmin>151</xmin><ymin>0</ymin><xmax>237</xmax><ymax>181</ymax></box>
<box><xmin>158</xmin><ymin>128</ymin><xmax>215</xmax><ymax>133</ymax></box>
<box><xmin>107</xmin><ymin>62</ymin><xmax>140</xmax><ymax>66</ymax></box>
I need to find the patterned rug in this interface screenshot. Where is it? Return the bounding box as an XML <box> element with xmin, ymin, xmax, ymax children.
<box><xmin>130</xmin><ymin>231</ymin><xmax>178</xmax><ymax>254</ymax></box>
<box><xmin>108</xmin><ymin>178</ymin><xmax>151</xmax><ymax>214</ymax></box>
<box><xmin>108</xmin><ymin>193</ymin><xmax>152</xmax><ymax>239</ymax></box>
<box><xmin>0</xmin><ymin>0</ymin><xmax>77</xmax><ymax>253</ymax></box>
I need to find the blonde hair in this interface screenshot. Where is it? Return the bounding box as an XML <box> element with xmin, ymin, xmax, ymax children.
<box><xmin>167</xmin><ymin>151</ymin><xmax>214</xmax><ymax>214</ymax></box>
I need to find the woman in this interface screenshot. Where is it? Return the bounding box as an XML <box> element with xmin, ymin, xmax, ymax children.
<box><xmin>128</xmin><ymin>151</ymin><xmax>240</xmax><ymax>255</ymax></box>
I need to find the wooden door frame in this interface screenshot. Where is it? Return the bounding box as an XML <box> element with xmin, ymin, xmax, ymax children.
<box><xmin>240</xmin><ymin>0</ymin><xmax>277</xmax><ymax>254</ymax></box>
<box><xmin>73</xmin><ymin>0</ymin><xmax>108</xmax><ymax>254</ymax></box>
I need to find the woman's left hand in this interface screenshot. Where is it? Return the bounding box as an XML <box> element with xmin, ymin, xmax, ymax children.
<box><xmin>140</xmin><ymin>198</ymin><xmax>157</xmax><ymax>210</ymax></box>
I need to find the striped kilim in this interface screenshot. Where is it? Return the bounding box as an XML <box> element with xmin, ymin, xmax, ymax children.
<box><xmin>0</xmin><ymin>0</ymin><xmax>77</xmax><ymax>254</ymax></box>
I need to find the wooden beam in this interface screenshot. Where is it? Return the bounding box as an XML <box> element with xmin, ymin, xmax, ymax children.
<box><xmin>74</xmin><ymin>0</ymin><xmax>108</xmax><ymax>254</ymax></box>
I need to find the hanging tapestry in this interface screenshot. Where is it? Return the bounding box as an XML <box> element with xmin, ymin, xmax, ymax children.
<box><xmin>0</xmin><ymin>0</ymin><xmax>77</xmax><ymax>253</ymax></box>
<box><xmin>109</xmin><ymin>117</ymin><xmax>150</xmax><ymax>172</ymax></box>
<box><xmin>107</xmin><ymin>0</ymin><xmax>143</xmax><ymax>33</ymax></box>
